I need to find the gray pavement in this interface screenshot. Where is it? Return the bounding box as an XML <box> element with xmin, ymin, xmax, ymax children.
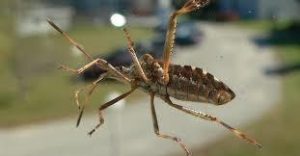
<box><xmin>0</xmin><ymin>23</ymin><xmax>281</xmax><ymax>156</ymax></box>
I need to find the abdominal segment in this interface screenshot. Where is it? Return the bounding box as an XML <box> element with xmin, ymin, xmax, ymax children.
<box><xmin>166</xmin><ymin>64</ymin><xmax>233</xmax><ymax>104</ymax></box>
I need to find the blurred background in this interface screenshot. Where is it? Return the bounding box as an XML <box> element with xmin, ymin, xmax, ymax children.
<box><xmin>0</xmin><ymin>0</ymin><xmax>299</xmax><ymax>156</ymax></box>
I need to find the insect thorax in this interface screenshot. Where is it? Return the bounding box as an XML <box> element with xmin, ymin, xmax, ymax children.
<box><xmin>124</xmin><ymin>54</ymin><xmax>166</xmax><ymax>94</ymax></box>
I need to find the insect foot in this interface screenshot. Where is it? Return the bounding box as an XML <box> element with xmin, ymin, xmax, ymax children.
<box><xmin>180</xmin><ymin>0</ymin><xmax>210</xmax><ymax>13</ymax></box>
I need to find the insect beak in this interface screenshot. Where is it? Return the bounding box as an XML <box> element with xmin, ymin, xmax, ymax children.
<box><xmin>217</xmin><ymin>89</ymin><xmax>235</xmax><ymax>105</ymax></box>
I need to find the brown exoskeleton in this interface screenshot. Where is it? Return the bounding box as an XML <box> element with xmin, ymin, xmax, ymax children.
<box><xmin>48</xmin><ymin>0</ymin><xmax>261</xmax><ymax>155</ymax></box>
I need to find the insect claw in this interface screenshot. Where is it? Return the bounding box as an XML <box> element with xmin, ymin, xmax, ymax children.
<box><xmin>88</xmin><ymin>129</ymin><xmax>95</xmax><ymax>136</ymax></box>
<box><xmin>47</xmin><ymin>18</ymin><xmax>63</xmax><ymax>34</ymax></box>
<box><xmin>256</xmin><ymin>143</ymin><xmax>263</xmax><ymax>149</ymax></box>
<box><xmin>58</xmin><ymin>64</ymin><xmax>79</xmax><ymax>74</ymax></box>
<box><xmin>76</xmin><ymin>110</ymin><xmax>84</xmax><ymax>127</ymax></box>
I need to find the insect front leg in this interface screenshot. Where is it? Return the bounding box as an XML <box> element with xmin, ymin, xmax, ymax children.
<box><xmin>88</xmin><ymin>87</ymin><xmax>137</xmax><ymax>135</ymax></box>
<box><xmin>123</xmin><ymin>28</ymin><xmax>149</xmax><ymax>82</ymax></box>
<box><xmin>162</xmin><ymin>96</ymin><xmax>262</xmax><ymax>148</ymax></box>
<box><xmin>150</xmin><ymin>93</ymin><xmax>191</xmax><ymax>156</ymax></box>
<box><xmin>162</xmin><ymin>0</ymin><xmax>211</xmax><ymax>84</ymax></box>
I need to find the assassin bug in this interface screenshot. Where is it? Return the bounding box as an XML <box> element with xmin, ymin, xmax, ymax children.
<box><xmin>48</xmin><ymin>0</ymin><xmax>262</xmax><ymax>155</ymax></box>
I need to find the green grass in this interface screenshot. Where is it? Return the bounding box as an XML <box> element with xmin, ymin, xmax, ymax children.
<box><xmin>192</xmin><ymin>21</ymin><xmax>300</xmax><ymax>156</ymax></box>
<box><xmin>233</xmin><ymin>20</ymin><xmax>276</xmax><ymax>31</ymax></box>
<box><xmin>0</xmin><ymin>17</ymin><xmax>152</xmax><ymax>127</ymax></box>
<box><xmin>233</xmin><ymin>20</ymin><xmax>293</xmax><ymax>32</ymax></box>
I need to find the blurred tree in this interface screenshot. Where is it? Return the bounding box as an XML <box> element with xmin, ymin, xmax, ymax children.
<box><xmin>46</xmin><ymin>0</ymin><xmax>71</xmax><ymax>5</ymax></box>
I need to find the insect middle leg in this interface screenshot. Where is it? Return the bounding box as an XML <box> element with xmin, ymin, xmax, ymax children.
<box><xmin>75</xmin><ymin>73</ymin><xmax>108</xmax><ymax>127</ymax></box>
<box><xmin>150</xmin><ymin>93</ymin><xmax>191</xmax><ymax>156</ymax></box>
<box><xmin>88</xmin><ymin>87</ymin><xmax>137</xmax><ymax>135</ymax></box>
<box><xmin>162</xmin><ymin>96</ymin><xmax>262</xmax><ymax>148</ymax></box>
<box><xmin>58</xmin><ymin>60</ymin><xmax>112</xmax><ymax>127</ymax></box>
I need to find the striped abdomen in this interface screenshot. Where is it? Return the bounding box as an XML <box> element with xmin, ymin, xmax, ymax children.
<box><xmin>166</xmin><ymin>64</ymin><xmax>235</xmax><ymax>105</ymax></box>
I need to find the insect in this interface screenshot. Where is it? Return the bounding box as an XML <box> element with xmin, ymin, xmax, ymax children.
<box><xmin>48</xmin><ymin>0</ymin><xmax>261</xmax><ymax>155</ymax></box>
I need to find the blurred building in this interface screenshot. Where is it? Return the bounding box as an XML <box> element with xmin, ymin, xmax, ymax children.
<box><xmin>218</xmin><ymin>0</ymin><xmax>300</xmax><ymax>20</ymax></box>
<box><xmin>15</xmin><ymin>0</ymin><xmax>73</xmax><ymax>37</ymax></box>
<box><xmin>14</xmin><ymin>0</ymin><xmax>300</xmax><ymax>37</ymax></box>
<box><xmin>14</xmin><ymin>0</ymin><xmax>168</xmax><ymax>36</ymax></box>
<box><xmin>258</xmin><ymin>0</ymin><xmax>300</xmax><ymax>20</ymax></box>
<box><xmin>69</xmin><ymin>0</ymin><xmax>159</xmax><ymax>17</ymax></box>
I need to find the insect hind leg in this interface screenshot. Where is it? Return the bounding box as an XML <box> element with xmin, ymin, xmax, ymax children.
<box><xmin>162</xmin><ymin>96</ymin><xmax>262</xmax><ymax>149</ymax></box>
<box><xmin>162</xmin><ymin>0</ymin><xmax>211</xmax><ymax>84</ymax></box>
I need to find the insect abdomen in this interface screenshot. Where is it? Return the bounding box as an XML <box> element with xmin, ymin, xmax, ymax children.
<box><xmin>166</xmin><ymin>64</ymin><xmax>235</xmax><ymax>105</ymax></box>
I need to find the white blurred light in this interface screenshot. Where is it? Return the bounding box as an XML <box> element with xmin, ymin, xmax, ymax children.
<box><xmin>110</xmin><ymin>13</ymin><xmax>126</xmax><ymax>27</ymax></box>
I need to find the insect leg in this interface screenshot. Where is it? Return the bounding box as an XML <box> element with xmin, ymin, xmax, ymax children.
<box><xmin>58</xmin><ymin>59</ymin><xmax>102</xmax><ymax>75</ymax></box>
<box><xmin>162</xmin><ymin>0</ymin><xmax>210</xmax><ymax>84</ymax></box>
<box><xmin>123</xmin><ymin>28</ymin><xmax>149</xmax><ymax>82</ymax></box>
<box><xmin>150</xmin><ymin>93</ymin><xmax>191</xmax><ymax>156</ymax></box>
<box><xmin>75</xmin><ymin>73</ymin><xmax>108</xmax><ymax>127</ymax></box>
<box><xmin>47</xmin><ymin>19</ymin><xmax>93</xmax><ymax>60</ymax></box>
<box><xmin>163</xmin><ymin>96</ymin><xmax>262</xmax><ymax>149</ymax></box>
<box><xmin>58</xmin><ymin>60</ymin><xmax>131</xmax><ymax>126</ymax></box>
<box><xmin>48</xmin><ymin>19</ymin><xmax>131</xmax><ymax>83</ymax></box>
<box><xmin>59</xmin><ymin>58</ymin><xmax>130</xmax><ymax>82</ymax></box>
<box><xmin>58</xmin><ymin>61</ymin><xmax>108</xmax><ymax>126</ymax></box>
<box><xmin>88</xmin><ymin>87</ymin><xmax>137</xmax><ymax>135</ymax></box>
